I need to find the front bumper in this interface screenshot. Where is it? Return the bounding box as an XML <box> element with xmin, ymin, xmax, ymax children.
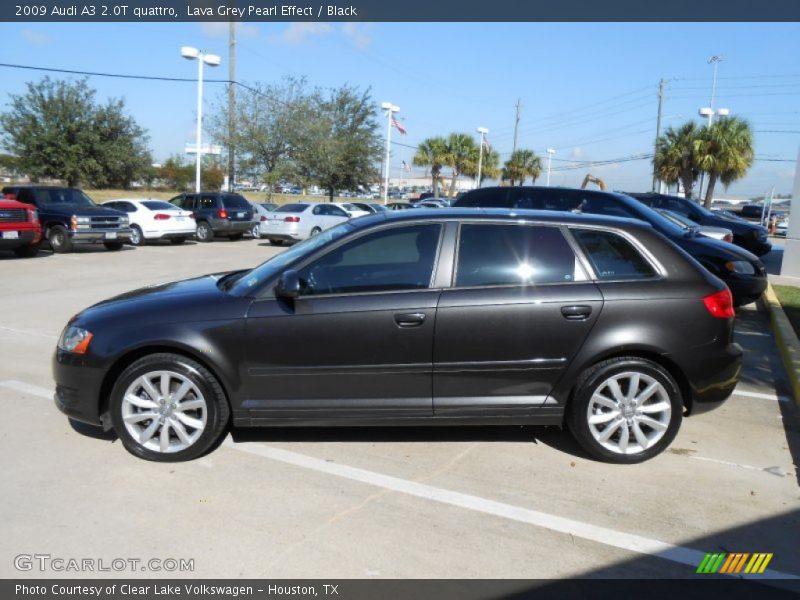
<box><xmin>0</xmin><ymin>229</ymin><xmax>40</xmax><ymax>248</ymax></box>
<box><xmin>52</xmin><ymin>349</ymin><xmax>107</xmax><ymax>426</ymax></box>
<box><xmin>71</xmin><ymin>227</ymin><xmax>133</xmax><ymax>244</ymax></box>
<box><xmin>725</xmin><ymin>274</ymin><xmax>768</xmax><ymax>306</ymax></box>
<box><xmin>738</xmin><ymin>235</ymin><xmax>771</xmax><ymax>257</ymax></box>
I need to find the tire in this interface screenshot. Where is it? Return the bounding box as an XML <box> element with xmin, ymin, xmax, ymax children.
<box><xmin>170</xmin><ymin>237</ymin><xmax>186</xmax><ymax>245</ymax></box>
<box><xmin>251</xmin><ymin>224</ymin><xmax>260</xmax><ymax>239</ymax></box>
<box><xmin>103</xmin><ymin>241</ymin><xmax>123</xmax><ymax>251</ymax></box>
<box><xmin>109</xmin><ymin>353</ymin><xmax>230</xmax><ymax>462</ymax></box>
<box><xmin>567</xmin><ymin>357</ymin><xmax>682</xmax><ymax>464</ymax></box>
<box><xmin>48</xmin><ymin>225</ymin><xmax>72</xmax><ymax>253</ymax></box>
<box><xmin>129</xmin><ymin>225</ymin><xmax>145</xmax><ymax>246</ymax></box>
<box><xmin>196</xmin><ymin>221</ymin><xmax>213</xmax><ymax>243</ymax></box>
<box><xmin>229</xmin><ymin>233</ymin><xmax>244</xmax><ymax>241</ymax></box>
<box><xmin>310</xmin><ymin>227</ymin><xmax>322</xmax><ymax>237</ymax></box>
<box><xmin>12</xmin><ymin>243</ymin><xmax>40</xmax><ymax>258</ymax></box>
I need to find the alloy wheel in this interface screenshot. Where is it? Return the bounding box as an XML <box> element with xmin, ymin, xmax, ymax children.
<box><xmin>586</xmin><ymin>371</ymin><xmax>671</xmax><ymax>455</ymax></box>
<box><xmin>121</xmin><ymin>370</ymin><xmax>208</xmax><ymax>453</ymax></box>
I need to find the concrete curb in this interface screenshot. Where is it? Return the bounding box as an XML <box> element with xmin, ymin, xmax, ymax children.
<box><xmin>762</xmin><ymin>282</ymin><xmax>800</xmax><ymax>409</ymax></box>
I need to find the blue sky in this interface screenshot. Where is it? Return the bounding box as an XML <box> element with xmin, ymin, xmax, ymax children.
<box><xmin>1</xmin><ymin>21</ymin><xmax>799</xmax><ymax>197</ymax></box>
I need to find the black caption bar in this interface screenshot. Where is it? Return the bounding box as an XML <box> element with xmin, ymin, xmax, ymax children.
<box><xmin>3</xmin><ymin>0</ymin><xmax>800</xmax><ymax>22</ymax></box>
<box><xmin>6</xmin><ymin>580</ymin><xmax>800</xmax><ymax>600</ymax></box>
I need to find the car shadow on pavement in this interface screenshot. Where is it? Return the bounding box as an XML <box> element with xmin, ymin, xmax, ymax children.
<box><xmin>69</xmin><ymin>418</ymin><xmax>117</xmax><ymax>442</ymax></box>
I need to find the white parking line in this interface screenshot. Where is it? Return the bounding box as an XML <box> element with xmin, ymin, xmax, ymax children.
<box><xmin>733</xmin><ymin>388</ymin><xmax>788</xmax><ymax>402</ymax></box>
<box><xmin>5</xmin><ymin>378</ymin><xmax>798</xmax><ymax>579</ymax></box>
<box><xmin>0</xmin><ymin>326</ymin><xmax>59</xmax><ymax>340</ymax></box>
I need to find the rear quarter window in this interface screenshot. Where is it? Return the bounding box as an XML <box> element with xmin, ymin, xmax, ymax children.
<box><xmin>222</xmin><ymin>194</ymin><xmax>251</xmax><ymax>209</ymax></box>
<box><xmin>571</xmin><ymin>229</ymin><xmax>657</xmax><ymax>281</ymax></box>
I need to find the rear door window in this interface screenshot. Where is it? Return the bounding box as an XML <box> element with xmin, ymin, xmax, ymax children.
<box><xmin>571</xmin><ymin>229</ymin><xmax>656</xmax><ymax>280</ymax></box>
<box><xmin>199</xmin><ymin>195</ymin><xmax>218</xmax><ymax>210</ymax></box>
<box><xmin>455</xmin><ymin>224</ymin><xmax>584</xmax><ymax>287</ymax></box>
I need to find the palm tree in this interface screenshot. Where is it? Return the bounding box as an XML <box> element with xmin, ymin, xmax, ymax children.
<box><xmin>413</xmin><ymin>136</ymin><xmax>448</xmax><ymax>197</ymax></box>
<box><xmin>693</xmin><ymin>117</ymin><xmax>754</xmax><ymax>207</ymax></box>
<box><xmin>502</xmin><ymin>149</ymin><xmax>542</xmax><ymax>186</ymax></box>
<box><xmin>443</xmin><ymin>133</ymin><xmax>479</xmax><ymax>197</ymax></box>
<box><xmin>478</xmin><ymin>148</ymin><xmax>500</xmax><ymax>186</ymax></box>
<box><xmin>653</xmin><ymin>122</ymin><xmax>701</xmax><ymax>198</ymax></box>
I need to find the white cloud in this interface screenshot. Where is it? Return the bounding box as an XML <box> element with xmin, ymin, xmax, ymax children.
<box><xmin>274</xmin><ymin>22</ymin><xmax>332</xmax><ymax>45</ymax></box>
<box><xmin>342</xmin><ymin>23</ymin><xmax>373</xmax><ymax>49</ymax></box>
<box><xmin>20</xmin><ymin>28</ymin><xmax>51</xmax><ymax>46</ymax></box>
<box><xmin>200</xmin><ymin>22</ymin><xmax>259</xmax><ymax>39</ymax></box>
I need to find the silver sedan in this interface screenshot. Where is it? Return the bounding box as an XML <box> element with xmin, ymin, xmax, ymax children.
<box><xmin>259</xmin><ymin>202</ymin><xmax>351</xmax><ymax>245</ymax></box>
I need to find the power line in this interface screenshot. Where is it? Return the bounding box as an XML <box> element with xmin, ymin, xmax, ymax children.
<box><xmin>0</xmin><ymin>61</ymin><xmax>231</xmax><ymax>84</ymax></box>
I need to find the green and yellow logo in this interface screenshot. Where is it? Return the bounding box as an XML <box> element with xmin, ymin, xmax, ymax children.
<box><xmin>696</xmin><ymin>552</ymin><xmax>773</xmax><ymax>574</ymax></box>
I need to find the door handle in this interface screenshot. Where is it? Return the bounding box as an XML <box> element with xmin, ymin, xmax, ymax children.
<box><xmin>394</xmin><ymin>312</ymin><xmax>426</xmax><ymax>327</ymax></box>
<box><xmin>561</xmin><ymin>305</ymin><xmax>592</xmax><ymax>320</ymax></box>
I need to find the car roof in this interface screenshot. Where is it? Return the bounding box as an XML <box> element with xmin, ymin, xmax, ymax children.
<box><xmin>352</xmin><ymin>207</ymin><xmax>655</xmax><ymax>231</ymax></box>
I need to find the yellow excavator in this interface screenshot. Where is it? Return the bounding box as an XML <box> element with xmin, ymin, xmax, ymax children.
<box><xmin>580</xmin><ymin>174</ymin><xmax>607</xmax><ymax>191</ymax></box>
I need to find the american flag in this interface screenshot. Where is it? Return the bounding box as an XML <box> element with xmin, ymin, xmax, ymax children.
<box><xmin>392</xmin><ymin>116</ymin><xmax>407</xmax><ymax>135</ymax></box>
<box><xmin>402</xmin><ymin>160</ymin><xmax>411</xmax><ymax>173</ymax></box>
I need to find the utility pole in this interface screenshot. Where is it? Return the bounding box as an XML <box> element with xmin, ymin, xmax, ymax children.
<box><xmin>652</xmin><ymin>79</ymin><xmax>665</xmax><ymax>192</ymax></box>
<box><xmin>227</xmin><ymin>19</ymin><xmax>236</xmax><ymax>191</ymax></box>
<box><xmin>512</xmin><ymin>98</ymin><xmax>522</xmax><ymax>154</ymax></box>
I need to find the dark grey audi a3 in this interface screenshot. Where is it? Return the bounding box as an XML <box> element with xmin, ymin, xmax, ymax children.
<box><xmin>54</xmin><ymin>209</ymin><xmax>742</xmax><ymax>463</ymax></box>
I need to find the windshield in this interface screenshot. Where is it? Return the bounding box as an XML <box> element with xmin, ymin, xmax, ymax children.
<box><xmin>614</xmin><ymin>194</ymin><xmax>686</xmax><ymax>237</ymax></box>
<box><xmin>142</xmin><ymin>200</ymin><xmax>179</xmax><ymax>211</ymax></box>
<box><xmin>227</xmin><ymin>220</ymin><xmax>359</xmax><ymax>296</ymax></box>
<box><xmin>36</xmin><ymin>188</ymin><xmax>96</xmax><ymax>207</ymax></box>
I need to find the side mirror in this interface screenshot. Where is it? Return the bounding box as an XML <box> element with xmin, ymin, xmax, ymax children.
<box><xmin>276</xmin><ymin>270</ymin><xmax>301</xmax><ymax>299</ymax></box>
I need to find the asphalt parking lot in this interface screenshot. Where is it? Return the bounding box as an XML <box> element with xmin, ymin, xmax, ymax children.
<box><xmin>1</xmin><ymin>239</ymin><xmax>799</xmax><ymax>580</ymax></box>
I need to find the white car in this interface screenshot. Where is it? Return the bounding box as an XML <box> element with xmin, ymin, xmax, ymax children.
<box><xmin>102</xmin><ymin>199</ymin><xmax>196</xmax><ymax>246</ymax></box>
<box><xmin>260</xmin><ymin>202</ymin><xmax>350</xmax><ymax>245</ymax></box>
<box><xmin>250</xmin><ymin>202</ymin><xmax>279</xmax><ymax>239</ymax></box>
<box><xmin>335</xmin><ymin>202</ymin><xmax>371</xmax><ymax>218</ymax></box>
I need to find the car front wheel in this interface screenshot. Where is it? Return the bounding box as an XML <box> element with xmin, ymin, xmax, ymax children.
<box><xmin>110</xmin><ymin>353</ymin><xmax>230</xmax><ymax>462</ymax></box>
<box><xmin>196</xmin><ymin>222</ymin><xmax>213</xmax><ymax>242</ymax></box>
<box><xmin>48</xmin><ymin>225</ymin><xmax>72</xmax><ymax>253</ymax></box>
<box><xmin>567</xmin><ymin>357</ymin><xmax>682</xmax><ymax>464</ymax></box>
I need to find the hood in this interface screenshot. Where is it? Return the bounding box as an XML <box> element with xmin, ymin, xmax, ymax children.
<box><xmin>45</xmin><ymin>204</ymin><xmax>127</xmax><ymax>217</ymax></box>
<box><xmin>680</xmin><ymin>232</ymin><xmax>760</xmax><ymax>262</ymax></box>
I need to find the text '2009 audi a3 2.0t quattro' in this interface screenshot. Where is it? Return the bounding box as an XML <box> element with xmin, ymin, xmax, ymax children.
<box><xmin>54</xmin><ymin>209</ymin><xmax>742</xmax><ymax>464</ymax></box>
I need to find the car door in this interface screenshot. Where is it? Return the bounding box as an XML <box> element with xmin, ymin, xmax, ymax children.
<box><xmin>433</xmin><ymin>222</ymin><xmax>603</xmax><ymax>416</ymax></box>
<box><xmin>242</xmin><ymin>222</ymin><xmax>445</xmax><ymax>419</ymax></box>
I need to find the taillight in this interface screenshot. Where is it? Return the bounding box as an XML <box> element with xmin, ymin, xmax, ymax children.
<box><xmin>70</xmin><ymin>215</ymin><xmax>78</xmax><ymax>231</ymax></box>
<box><xmin>154</xmin><ymin>213</ymin><xmax>171</xmax><ymax>220</ymax></box>
<box><xmin>723</xmin><ymin>233</ymin><xmax>733</xmax><ymax>243</ymax></box>
<box><xmin>218</xmin><ymin>209</ymin><xmax>228</xmax><ymax>219</ymax></box>
<box><xmin>703</xmin><ymin>289</ymin><xmax>735</xmax><ymax>319</ymax></box>
<box><xmin>260</xmin><ymin>215</ymin><xmax>268</xmax><ymax>221</ymax></box>
<box><xmin>284</xmin><ymin>216</ymin><xmax>300</xmax><ymax>223</ymax></box>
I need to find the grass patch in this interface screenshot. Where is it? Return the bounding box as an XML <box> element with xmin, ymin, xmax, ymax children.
<box><xmin>774</xmin><ymin>284</ymin><xmax>800</xmax><ymax>339</ymax></box>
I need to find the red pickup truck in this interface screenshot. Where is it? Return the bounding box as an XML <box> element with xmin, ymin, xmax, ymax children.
<box><xmin>0</xmin><ymin>195</ymin><xmax>41</xmax><ymax>257</ymax></box>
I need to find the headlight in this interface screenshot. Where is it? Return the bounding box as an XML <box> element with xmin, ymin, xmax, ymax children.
<box><xmin>76</xmin><ymin>216</ymin><xmax>90</xmax><ymax>224</ymax></box>
<box><xmin>724</xmin><ymin>260</ymin><xmax>756</xmax><ymax>275</ymax></box>
<box><xmin>58</xmin><ymin>326</ymin><xmax>93</xmax><ymax>354</ymax></box>
<box><xmin>120</xmin><ymin>216</ymin><xmax>129</xmax><ymax>224</ymax></box>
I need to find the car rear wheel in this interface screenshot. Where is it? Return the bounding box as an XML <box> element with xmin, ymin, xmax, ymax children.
<box><xmin>310</xmin><ymin>226</ymin><xmax>322</xmax><ymax>236</ymax></box>
<box><xmin>129</xmin><ymin>225</ymin><xmax>145</xmax><ymax>246</ymax></box>
<box><xmin>110</xmin><ymin>353</ymin><xmax>230</xmax><ymax>462</ymax></box>
<box><xmin>196</xmin><ymin>221</ymin><xmax>213</xmax><ymax>242</ymax></box>
<box><xmin>567</xmin><ymin>357</ymin><xmax>682</xmax><ymax>464</ymax></box>
<box><xmin>12</xmin><ymin>243</ymin><xmax>39</xmax><ymax>258</ymax></box>
<box><xmin>251</xmin><ymin>224</ymin><xmax>260</xmax><ymax>239</ymax></box>
<box><xmin>48</xmin><ymin>225</ymin><xmax>72</xmax><ymax>253</ymax></box>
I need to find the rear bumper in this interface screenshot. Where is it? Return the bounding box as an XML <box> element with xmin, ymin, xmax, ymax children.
<box><xmin>211</xmin><ymin>220</ymin><xmax>252</xmax><ymax>235</ymax></box>
<box><xmin>676</xmin><ymin>342</ymin><xmax>743</xmax><ymax>415</ymax></box>
<box><xmin>71</xmin><ymin>228</ymin><xmax>132</xmax><ymax>244</ymax></box>
<box><xmin>52</xmin><ymin>349</ymin><xmax>107</xmax><ymax>426</ymax></box>
<box><xmin>144</xmin><ymin>228</ymin><xmax>196</xmax><ymax>240</ymax></box>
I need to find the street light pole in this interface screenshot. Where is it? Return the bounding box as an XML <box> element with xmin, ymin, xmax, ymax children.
<box><xmin>546</xmin><ymin>148</ymin><xmax>555</xmax><ymax>186</ymax></box>
<box><xmin>476</xmin><ymin>127</ymin><xmax>488</xmax><ymax>189</ymax></box>
<box><xmin>381</xmin><ymin>102</ymin><xmax>399</xmax><ymax>204</ymax></box>
<box><xmin>181</xmin><ymin>46</ymin><xmax>221</xmax><ymax>194</ymax></box>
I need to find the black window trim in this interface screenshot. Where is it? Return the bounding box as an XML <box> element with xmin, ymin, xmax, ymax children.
<box><xmin>451</xmin><ymin>220</ymin><xmax>589</xmax><ymax>291</ymax></box>
<box><xmin>254</xmin><ymin>220</ymin><xmax>448</xmax><ymax>300</ymax></box>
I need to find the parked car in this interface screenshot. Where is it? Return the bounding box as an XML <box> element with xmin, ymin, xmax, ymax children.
<box><xmin>169</xmin><ymin>192</ymin><xmax>253</xmax><ymax>242</ymax></box>
<box><xmin>341</xmin><ymin>202</ymin><xmax>387</xmax><ymax>214</ymax></box>
<box><xmin>776</xmin><ymin>218</ymin><xmax>789</xmax><ymax>237</ymax></box>
<box><xmin>250</xmin><ymin>203</ymin><xmax>278</xmax><ymax>239</ymax></box>
<box><xmin>656</xmin><ymin>209</ymin><xmax>733</xmax><ymax>243</ymax></box>
<box><xmin>418</xmin><ymin>199</ymin><xmax>451</xmax><ymax>208</ymax></box>
<box><xmin>335</xmin><ymin>202</ymin><xmax>371</xmax><ymax>218</ymax></box>
<box><xmin>737</xmin><ymin>204</ymin><xmax>766</xmax><ymax>222</ymax></box>
<box><xmin>0</xmin><ymin>194</ymin><xmax>42</xmax><ymax>257</ymax></box>
<box><xmin>453</xmin><ymin>187</ymin><xmax>767</xmax><ymax>306</ymax></box>
<box><xmin>628</xmin><ymin>193</ymin><xmax>771</xmax><ymax>256</ymax></box>
<box><xmin>259</xmin><ymin>202</ymin><xmax>350</xmax><ymax>245</ymax></box>
<box><xmin>386</xmin><ymin>202</ymin><xmax>414</xmax><ymax>211</ymax></box>
<box><xmin>54</xmin><ymin>209</ymin><xmax>742</xmax><ymax>463</ymax></box>
<box><xmin>2</xmin><ymin>186</ymin><xmax>131</xmax><ymax>253</ymax></box>
<box><xmin>102</xmin><ymin>199</ymin><xmax>195</xmax><ymax>246</ymax></box>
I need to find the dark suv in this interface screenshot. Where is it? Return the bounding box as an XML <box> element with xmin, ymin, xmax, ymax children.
<box><xmin>54</xmin><ymin>209</ymin><xmax>741</xmax><ymax>464</ymax></box>
<box><xmin>627</xmin><ymin>192</ymin><xmax>771</xmax><ymax>256</ymax></box>
<box><xmin>3</xmin><ymin>186</ymin><xmax>132</xmax><ymax>253</ymax></box>
<box><xmin>454</xmin><ymin>187</ymin><xmax>767</xmax><ymax>306</ymax></box>
<box><xmin>169</xmin><ymin>192</ymin><xmax>253</xmax><ymax>242</ymax></box>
